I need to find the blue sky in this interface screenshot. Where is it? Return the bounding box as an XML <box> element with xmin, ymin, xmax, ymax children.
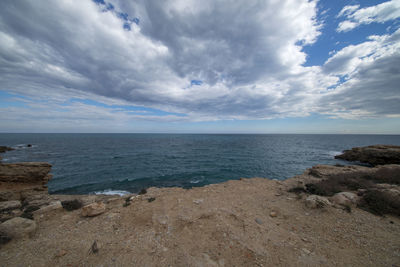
<box><xmin>0</xmin><ymin>0</ymin><xmax>399</xmax><ymax>133</ymax></box>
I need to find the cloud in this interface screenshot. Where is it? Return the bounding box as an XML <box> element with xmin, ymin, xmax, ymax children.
<box><xmin>0</xmin><ymin>0</ymin><xmax>327</xmax><ymax>121</ymax></box>
<box><xmin>320</xmin><ymin>29</ymin><xmax>400</xmax><ymax>118</ymax></box>
<box><xmin>337</xmin><ymin>0</ymin><xmax>400</xmax><ymax>32</ymax></box>
<box><xmin>0</xmin><ymin>0</ymin><xmax>399</xmax><ymax>132</ymax></box>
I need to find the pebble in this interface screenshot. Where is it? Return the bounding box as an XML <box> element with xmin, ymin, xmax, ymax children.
<box><xmin>55</xmin><ymin>250</ymin><xmax>67</xmax><ymax>257</ymax></box>
<box><xmin>255</xmin><ymin>218</ymin><xmax>263</xmax><ymax>225</ymax></box>
<box><xmin>302</xmin><ymin>248</ymin><xmax>311</xmax><ymax>255</ymax></box>
<box><xmin>270</xmin><ymin>211</ymin><xmax>277</xmax><ymax>217</ymax></box>
<box><xmin>193</xmin><ymin>199</ymin><xmax>204</xmax><ymax>204</ymax></box>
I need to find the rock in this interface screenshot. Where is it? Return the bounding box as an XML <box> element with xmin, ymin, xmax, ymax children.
<box><xmin>0</xmin><ymin>200</ymin><xmax>21</xmax><ymax>212</ymax></box>
<box><xmin>61</xmin><ymin>199</ymin><xmax>83</xmax><ymax>211</ymax></box>
<box><xmin>270</xmin><ymin>211</ymin><xmax>277</xmax><ymax>217</ymax></box>
<box><xmin>0</xmin><ymin>162</ymin><xmax>52</xmax><ymax>205</ymax></box>
<box><xmin>81</xmin><ymin>202</ymin><xmax>106</xmax><ymax>217</ymax></box>
<box><xmin>255</xmin><ymin>218</ymin><xmax>263</xmax><ymax>224</ymax></box>
<box><xmin>0</xmin><ymin>146</ymin><xmax>14</xmax><ymax>153</ymax></box>
<box><xmin>305</xmin><ymin>195</ymin><xmax>331</xmax><ymax>209</ymax></box>
<box><xmin>90</xmin><ymin>240</ymin><xmax>99</xmax><ymax>253</ymax></box>
<box><xmin>335</xmin><ymin>145</ymin><xmax>400</xmax><ymax>166</ymax></box>
<box><xmin>193</xmin><ymin>199</ymin><xmax>204</xmax><ymax>204</ymax></box>
<box><xmin>0</xmin><ymin>217</ymin><xmax>37</xmax><ymax>239</ymax></box>
<box><xmin>0</xmin><ymin>162</ymin><xmax>52</xmax><ymax>183</ymax></box>
<box><xmin>55</xmin><ymin>249</ymin><xmax>67</xmax><ymax>257</ymax></box>
<box><xmin>33</xmin><ymin>201</ymin><xmax>63</xmax><ymax>215</ymax></box>
<box><xmin>331</xmin><ymin>192</ymin><xmax>359</xmax><ymax>207</ymax></box>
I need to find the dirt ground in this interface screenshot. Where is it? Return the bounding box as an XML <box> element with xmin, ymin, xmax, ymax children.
<box><xmin>1</xmin><ymin>172</ymin><xmax>399</xmax><ymax>267</ymax></box>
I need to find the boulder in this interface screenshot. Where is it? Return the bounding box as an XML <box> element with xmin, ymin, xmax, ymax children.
<box><xmin>331</xmin><ymin>192</ymin><xmax>359</xmax><ymax>207</ymax></box>
<box><xmin>305</xmin><ymin>195</ymin><xmax>331</xmax><ymax>209</ymax></box>
<box><xmin>33</xmin><ymin>201</ymin><xmax>63</xmax><ymax>215</ymax></box>
<box><xmin>0</xmin><ymin>200</ymin><xmax>21</xmax><ymax>212</ymax></box>
<box><xmin>335</xmin><ymin>145</ymin><xmax>400</xmax><ymax>166</ymax></box>
<box><xmin>0</xmin><ymin>217</ymin><xmax>37</xmax><ymax>239</ymax></box>
<box><xmin>81</xmin><ymin>202</ymin><xmax>106</xmax><ymax>217</ymax></box>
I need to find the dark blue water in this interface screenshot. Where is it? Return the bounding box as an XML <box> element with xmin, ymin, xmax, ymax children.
<box><xmin>1</xmin><ymin>134</ymin><xmax>400</xmax><ymax>195</ymax></box>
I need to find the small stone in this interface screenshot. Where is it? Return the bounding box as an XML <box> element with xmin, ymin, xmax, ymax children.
<box><xmin>0</xmin><ymin>217</ymin><xmax>37</xmax><ymax>239</ymax></box>
<box><xmin>270</xmin><ymin>211</ymin><xmax>277</xmax><ymax>217</ymax></box>
<box><xmin>305</xmin><ymin>195</ymin><xmax>331</xmax><ymax>209</ymax></box>
<box><xmin>0</xmin><ymin>200</ymin><xmax>21</xmax><ymax>212</ymax></box>
<box><xmin>81</xmin><ymin>202</ymin><xmax>106</xmax><ymax>217</ymax></box>
<box><xmin>90</xmin><ymin>240</ymin><xmax>99</xmax><ymax>254</ymax></box>
<box><xmin>330</xmin><ymin>192</ymin><xmax>359</xmax><ymax>207</ymax></box>
<box><xmin>129</xmin><ymin>195</ymin><xmax>139</xmax><ymax>201</ymax></box>
<box><xmin>302</xmin><ymin>248</ymin><xmax>311</xmax><ymax>255</ymax></box>
<box><xmin>193</xmin><ymin>199</ymin><xmax>204</xmax><ymax>204</ymax></box>
<box><xmin>255</xmin><ymin>218</ymin><xmax>263</xmax><ymax>225</ymax></box>
<box><xmin>55</xmin><ymin>250</ymin><xmax>67</xmax><ymax>257</ymax></box>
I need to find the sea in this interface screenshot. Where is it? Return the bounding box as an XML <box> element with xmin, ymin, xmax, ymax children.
<box><xmin>1</xmin><ymin>134</ymin><xmax>400</xmax><ymax>195</ymax></box>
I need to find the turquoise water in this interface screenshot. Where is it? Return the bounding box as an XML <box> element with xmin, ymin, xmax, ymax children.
<box><xmin>1</xmin><ymin>134</ymin><xmax>400</xmax><ymax>195</ymax></box>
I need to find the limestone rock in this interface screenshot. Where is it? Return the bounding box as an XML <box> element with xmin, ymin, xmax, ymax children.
<box><xmin>335</xmin><ymin>145</ymin><xmax>400</xmax><ymax>166</ymax></box>
<box><xmin>0</xmin><ymin>217</ymin><xmax>37</xmax><ymax>239</ymax></box>
<box><xmin>81</xmin><ymin>202</ymin><xmax>106</xmax><ymax>217</ymax></box>
<box><xmin>0</xmin><ymin>162</ymin><xmax>52</xmax><ymax>183</ymax></box>
<box><xmin>0</xmin><ymin>200</ymin><xmax>21</xmax><ymax>212</ymax></box>
<box><xmin>33</xmin><ymin>201</ymin><xmax>63</xmax><ymax>215</ymax></box>
<box><xmin>331</xmin><ymin>192</ymin><xmax>359</xmax><ymax>207</ymax></box>
<box><xmin>305</xmin><ymin>195</ymin><xmax>331</xmax><ymax>209</ymax></box>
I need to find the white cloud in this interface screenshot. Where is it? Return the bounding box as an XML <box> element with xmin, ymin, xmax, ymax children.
<box><xmin>0</xmin><ymin>0</ymin><xmax>399</xmax><ymax>132</ymax></box>
<box><xmin>337</xmin><ymin>0</ymin><xmax>400</xmax><ymax>32</ymax></box>
<box><xmin>0</xmin><ymin>0</ymin><xmax>326</xmax><ymax>121</ymax></box>
<box><xmin>320</xmin><ymin>28</ymin><xmax>400</xmax><ymax>118</ymax></box>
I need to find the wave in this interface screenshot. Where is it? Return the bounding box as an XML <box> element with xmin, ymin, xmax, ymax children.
<box><xmin>328</xmin><ymin>151</ymin><xmax>342</xmax><ymax>157</ymax></box>
<box><xmin>93</xmin><ymin>189</ymin><xmax>131</xmax><ymax>196</ymax></box>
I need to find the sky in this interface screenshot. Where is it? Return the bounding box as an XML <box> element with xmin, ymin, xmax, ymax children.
<box><xmin>0</xmin><ymin>0</ymin><xmax>399</xmax><ymax>134</ymax></box>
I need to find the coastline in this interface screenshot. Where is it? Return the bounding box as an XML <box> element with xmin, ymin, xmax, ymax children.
<box><xmin>0</xmin><ymin>145</ymin><xmax>399</xmax><ymax>266</ymax></box>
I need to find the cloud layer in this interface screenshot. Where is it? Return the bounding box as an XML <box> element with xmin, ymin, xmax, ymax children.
<box><xmin>0</xmin><ymin>0</ymin><xmax>399</xmax><ymax>131</ymax></box>
<box><xmin>337</xmin><ymin>0</ymin><xmax>400</xmax><ymax>32</ymax></box>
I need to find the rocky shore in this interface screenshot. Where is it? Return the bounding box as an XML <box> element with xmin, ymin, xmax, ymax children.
<box><xmin>0</xmin><ymin>145</ymin><xmax>399</xmax><ymax>266</ymax></box>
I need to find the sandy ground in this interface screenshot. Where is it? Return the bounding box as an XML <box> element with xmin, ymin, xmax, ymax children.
<box><xmin>1</xmin><ymin>174</ymin><xmax>399</xmax><ymax>267</ymax></box>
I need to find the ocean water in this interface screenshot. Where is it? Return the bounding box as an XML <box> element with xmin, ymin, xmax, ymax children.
<box><xmin>1</xmin><ymin>134</ymin><xmax>400</xmax><ymax>195</ymax></box>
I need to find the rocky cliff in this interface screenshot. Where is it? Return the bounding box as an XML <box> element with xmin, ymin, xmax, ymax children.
<box><xmin>0</xmin><ymin>162</ymin><xmax>52</xmax><ymax>202</ymax></box>
<box><xmin>335</xmin><ymin>144</ymin><xmax>400</xmax><ymax>166</ymax></box>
